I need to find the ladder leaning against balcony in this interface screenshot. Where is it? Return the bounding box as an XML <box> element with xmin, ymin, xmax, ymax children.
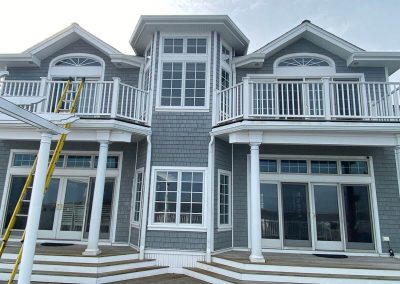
<box><xmin>0</xmin><ymin>77</ymin><xmax>85</xmax><ymax>284</ymax></box>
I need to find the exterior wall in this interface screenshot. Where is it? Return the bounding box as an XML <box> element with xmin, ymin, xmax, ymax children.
<box><xmin>6</xmin><ymin>39</ymin><xmax>140</xmax><ymax>86</ymax></box>
<box><xmin>214</xmin><ymin>138</ymin><xmax>233</xmax><ymax>250</ymax></box>
<box><xmin>236</xmin><ymin>38</ymin><xmax>386</xmax><ymax>82</ymax></box>
<box><xmin>231</xmin><ymin>144</ymin><xmax>400</xmax><ymax>252</ymax></box>
<box><xmin>0</xmin><ymin>140</ymin><xmax>137</xmax><ymax>243</ymax></box>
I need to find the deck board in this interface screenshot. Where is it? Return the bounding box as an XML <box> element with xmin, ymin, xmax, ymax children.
<box><xmin>215</xmin><ymin>250</ymin><xmax>400</xmax><ymax>270</ymax></box>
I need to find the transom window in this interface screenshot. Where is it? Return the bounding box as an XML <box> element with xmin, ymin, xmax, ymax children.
<box><xmin>163</xmin><ymin>38</ymin><xmax>207</xmax><ymax>54</ymax></box>
<box><xmin>151</xmin><ymin>168</ymin><xmax>205</xmax><ymax>229</ymax></box>
<box><xmin>12</xmin><ymin>153</ymin><xmax>119</xmax><ymax>169</ymax></box>
<box><xmin>278</xmin><ymin>56</ymin><xmax>330</xmax><ymax>67</ymax></box>
<box><xmin>260</xmin><ymin>157</ymin><xmax>370</xmax><ymax>176</ymax></box>
<box><xmin>54</xmin><ymin>56</ymin><xmax>102</xmax><ymax>67</ymax></box>
<box><xmin>187</xmin><ymin>39</ymin><xmax>207</xmax><ymax>54</ymax></box>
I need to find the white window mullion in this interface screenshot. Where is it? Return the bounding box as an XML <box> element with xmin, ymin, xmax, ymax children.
<box><xmin>181</xmin><ymin>63</ymin><xmax>186</xmax><ymax>107</ymax></box>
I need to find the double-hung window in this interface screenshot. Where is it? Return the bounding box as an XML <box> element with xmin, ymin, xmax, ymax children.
<box><xmin>220</xmin><ymin>44</ymin><xmax>232</xmax><ymax>90</ymax></box>
<box><xmin>218</xmin><ymin>170</ymin><xmax>232</xmax><ymax>230</ymax></box>
<box><xmin>151</xmin><ymin>167</ymin><xmax>206</xmax><ymax>230</ymax></box>
<box><xmin>132</xmin><ymin>168</ymin><xmax>144</xmax><ymax>225</ymax></box>
<box><xmin>159</xmin><ymin>36</ymin><xmax>208</xmax><ymax>109</ymax></box>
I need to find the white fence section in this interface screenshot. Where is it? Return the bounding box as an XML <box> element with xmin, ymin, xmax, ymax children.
<box><xmin>214</xmin><ymin>78</ymin><xmax>400</xmax><ymax>125</ymax></box>
<box><xmin>0</xmin><ymin>79</ymin><xmax>150</xmax><ymax>125</ymax></box>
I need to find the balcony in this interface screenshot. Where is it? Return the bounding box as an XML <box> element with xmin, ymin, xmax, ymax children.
<box><xmin>0</xmin><ymin>78</ymin><xmax>150</xmax><ymax>126</ymax></box>
<box><xmin>213</xmin><ymin>78</ymin><xmax>400</xmax><ymax>126</ymax></box>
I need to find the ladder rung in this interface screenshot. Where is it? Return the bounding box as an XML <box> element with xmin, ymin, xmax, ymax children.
<box><xmin>16</xmin><ymin>214</ymin><xmax>28</xmax><ymax>217</ymax></box>
<box><xmin>22</xmin><ymin>200</ymin><xmax>30</xmax><ymax>203</ymax></box>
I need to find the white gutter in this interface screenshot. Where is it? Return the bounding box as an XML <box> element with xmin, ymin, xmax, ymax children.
<box><xmin>206</xmin><ymin>135</ymin><xmax>215</xmax><ymax>262</ymax></box>
<box><xmin>139</xmin><ymin>135</ymin><xmax>151</xmax><ymax>259</ymax></box>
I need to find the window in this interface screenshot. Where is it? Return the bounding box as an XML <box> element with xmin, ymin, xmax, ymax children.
<box><xmin>54</xmin><ymin>56</ymin><xmax>102</xmax><ymax>67</ymax></box>
<box><xmin>281</xmin><ymin>160</ymin><xmax>307</xmax><ymax>173</ymax></box>
<box><xmin>160</xmin><ymin>62</ymin><xmax>206</xmax><ymax>107</ymax></box>
<box><xmin>278</xmin><ymin>56</ymin><xmax>330</xmax><ymax>67</ymax></box>
<box><xmin>151</xmin><ymin>168</ymin><xmax>205</xmax><ymax>229</ymax></box>
<box><xmin>221</xmin><ymin>45</ymin><xmax>230</xmax><ymax>64</ymax></box>
<box><xmin>187</xmin><ymin>38</ymin><xmax>207</xmax><ymax>54</ymax></box>
<box><xmin>94</xmin><ymin>156</ymin><xmax>119</xmax><ymax>169</ymax></box>
<box><xmin>311</xmin><ymin>160</ymin><xmax>338</xmax><ymax>174</ymax></box>
<box><xmin>163</xmin><ymin>38</ymin><xmax>183</xmax><ymax>53</ymax></box>
<box><xmin>260</xmin><ymin>159</ymin><xmax>277</xmax><ymax>173</ymax></box>
<box><xmin>341</xmin><ymin>161</ymin><xmax>369</xmax><ymax>175</ymax></box>
<box><xmin>132</xmin><ymin>169</ymin><xmax>144</xmax><ymax>224</ymax></box>
<box><xmin>66</xmin><ymin>155</ymin><xmax>92</xmax><ymax>168</ymax></box>
<box><xmin>221</xmin><ymin>68</ymin><xmax>230</xmax><ymax>90</ymax></box>
<box><xmin>218</xmin><ymin>170</ymin><xmax>231</xmax><ymax>229</ymax></box>
<box><xmin>13</xmin><ymin>153</ymin><xmax>36</xmax><ymax>167</ymax></box>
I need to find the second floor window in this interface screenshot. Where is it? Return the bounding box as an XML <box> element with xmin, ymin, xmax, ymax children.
<box><xmin>161</xmin><ymin>62</ymin><xmax>206</xmax><ymax>107</ymax></box>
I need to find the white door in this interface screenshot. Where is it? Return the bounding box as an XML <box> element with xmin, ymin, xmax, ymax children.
<box><xmin>38</xmin><ymin>177</ymin><xmax>89</xmax><ymax>240</ymax></box>
<box><xmin>312</xmin><ymin>184</ymin><xmax>344</xmax><ymax>251</ymax></box>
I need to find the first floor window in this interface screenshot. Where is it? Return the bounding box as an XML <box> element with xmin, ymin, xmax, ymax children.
<box><xmin>152</xmin><ymin>168</ymin><xmax>205</xmax><ymax>226</ymax></box>
<box><xmin>218</xmin><ymin>170</ymin><xmax>231</xmax><ymax>228</ymax></box>
<box><xmin>160</xmin><ymin>62</ymin><xmax>206</xmax><ymax>107</ymax></box>
<box><xmin>132</xmin><ymin>169</ymin><xmax>144</xmax><ymax>223</ymax></box>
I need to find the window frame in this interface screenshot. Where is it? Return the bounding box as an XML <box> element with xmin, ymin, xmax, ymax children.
<box><xmin>131</xmin><ymin>167</ymin><xmax>145</xmax><ymax>227</ymax></box>
<box><xmin>156</xmin><ymin>33</ymin><xmax>211</xmax><ymax>112</ymax></box>
<box><xmin>218</xmin><ymin>169</ymin><xmax>232</xmax><ymax>231</ymax></box>
<box><xmin>148</xmin><ymin>166</ymin><xmax>207</xmax><ymax>232</ymax></box>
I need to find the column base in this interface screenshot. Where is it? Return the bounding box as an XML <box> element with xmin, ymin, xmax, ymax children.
<box><xmin>82</xmin><ymin>248</ymin><xmax>102</xmax><ymax>256</ymax></box>
<box><xmin>249</xmin><ymin>254</ymin><xmax>266</xmax><ymax>263</ymax></box>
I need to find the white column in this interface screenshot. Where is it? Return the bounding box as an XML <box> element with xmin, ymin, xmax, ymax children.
<box><xmin>18</xmin><ymin>132</ymin><xmax>52</xmax><ymax>284</ymax></box>
<box><xmin>249</xmin><ymin>142</ymin><xmax>265</xmax><ymax>263</ymax></box>
<box><xmin>83</xmin><ymin>141</ymin><xmax>109</xmax><ymax>256</ymax></box>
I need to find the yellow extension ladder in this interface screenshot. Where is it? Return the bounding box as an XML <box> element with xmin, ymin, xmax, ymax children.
<box><xmin>0</xmin><ymin>78</ymin><xmax>85</xmax><ymax>283</ymax></box>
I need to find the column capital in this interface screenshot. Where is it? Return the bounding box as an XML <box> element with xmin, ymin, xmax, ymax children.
<box><xmin>249</xmin><ymin>142</ymin><xmax>261</xmax><ymax>149</ymax></box>
<box><xmin>39</xmin><ymin>132</ymin><xmax>53</xmax><ymax>144</ymax></box>
<box><xmin>96</xmin><ymin>130</ymin><xmax>111</xmax><ymax>143</ymax></box>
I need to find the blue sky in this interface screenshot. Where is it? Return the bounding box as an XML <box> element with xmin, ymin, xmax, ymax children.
<box><xmin>2</xmin><ymin>0</ymin><xmax>400</xmax><ymax>79</ymax></box>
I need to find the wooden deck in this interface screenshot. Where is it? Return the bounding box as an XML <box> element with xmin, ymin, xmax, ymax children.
<box><xmin>4</xmin><ymin>242</ymin><xmax>137</xmax><ymax>257</ymax></box>
<box><xmin>215</xmin><ymin>250</ymin><xmax>400</xmax><ymax>270</ymax></box>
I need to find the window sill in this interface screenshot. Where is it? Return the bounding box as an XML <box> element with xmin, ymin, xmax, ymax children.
<box><xmin>148</xmin><ymin>224</ymin><xmax>207</xmax><ymax>232</ymax></box>
<box><xmin>155</xmin><ymin>106</ymin><xmax>210</xmax><ymax>113</ymax></box>
<box><xmin>217</xmin><ymin>226</ymin><xmax>232</xmax><ymax>232</ymax></box>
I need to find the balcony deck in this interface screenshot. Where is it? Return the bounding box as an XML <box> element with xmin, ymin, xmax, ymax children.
<box><xmin>0</xmin><ymin>79</ymin><xmax>150</xmax><ymax>126</ymax></box>
<box><xmin>214</xmin><ymin>79</ymin><xmax>400</xmax><ymax>127</ymax></box>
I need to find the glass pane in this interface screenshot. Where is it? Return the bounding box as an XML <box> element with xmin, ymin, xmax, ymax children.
<box><xmin>343</xmin><ymin>185</ymin><xmax>374</xmax><ymax>250</ymax></box>
<box><xmin>314</xmin><ymin>185</ymin><xmax>341</xmax><ymax>241</ymax></box>
<box><xmin>13</xmin><ymin>153</ymin><xmax>36</xmax><ymax>167</ymax></box>
<box><xmin>94</xmin><ymin>156</ymin><xmax>119</xmax><ymax>169</ymax></box>
<box><xmin>260</xmin><ymin>159</ymin><xmax>277</xmax><ymax>173</ymax></box>
<box><xmin>39</xmin><ymin>179</ymin><xmax>60</xmax><ymax>230</ymax></box>
<box><xmin>60</xmin><ymin>179</ymin><xmax>88</xmax><ymax>232</ymax></box>
<box><xmin>5</xmin><ymin>176</ymin><xmax>29</xmax><ymax>230</ymax></box>
<box><xmin>282</xmin><ymin>183</ymin><xmax>311</xmax><ymax>247</ymax></box>
<box><xmin>341</xmin><ymin>161</ymin><xmax>368</xmax><ymax>175</ymax></box>
<box><xmin>84</xmin><ymin>178</ymin><xmax>114</xmax><ymax>239</ymax></box>
<box><xmin>311</xmin><ymin>161</ymin><xmax>337</xmax><ymax>174</ymax></box>
<box><xmin>260</xmin><ymin>183</ymin><xmax>279</xmax><ymax>239</ymax></box>
<box><xmin>66</xmin><ymin>156</ymin><xmax>92</xmax><ymax>168</ymax></box>
<box><xmin>281</xmin><ymin>160</ymin><xmax>307</xmax><ymax>173</ymax></box>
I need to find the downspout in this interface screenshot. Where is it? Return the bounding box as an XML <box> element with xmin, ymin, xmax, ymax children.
<box><xmin>139</xmin><ymin>135</ymin><xmax>151</xmax><ymax>259</ymax></box>
<box><xmin>206</xmin><ymin>135</ymin><xmax>215</xmax><ymax>262</ymax></box>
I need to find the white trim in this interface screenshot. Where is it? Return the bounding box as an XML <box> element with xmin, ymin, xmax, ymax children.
<box><xmin>217</xmin><ymin>169</ymin><xmax>232</xmax><ymax>231</ymax></box>
<box><xmin>148</xmin><ymin>166</ymin><xmax>208</xmax><ymax>232</ymax></box>
<box><xmin>48</xmin><ymin>53</ymin><xmax>105</xmax><ymax>81</ymax></box>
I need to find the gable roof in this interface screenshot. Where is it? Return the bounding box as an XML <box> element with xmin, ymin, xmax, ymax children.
<box><xmin>0</xmin><ymin>23</ymin><xmax>143</xmax><ymax>68</ymax></box>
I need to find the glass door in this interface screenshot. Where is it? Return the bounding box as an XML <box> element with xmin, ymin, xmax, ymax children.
<box><xmin>312</xmin><ymin>184</ymin><xmax>343</xmax><ymax>251</ymax></box>
<box><xmin>38</xmin><ymin>178</ymin><xmax>61</xmax><ymax>239</ymax></box>
<box><xmin>260</xmin><ymin>183</ymin><xmax>281</xmax><ymax>248</ymax></box>
<box><xmin>55</xmin><ymin>178</ymin><xmax>89</xmax><ymax>240</ymax></box>
<box><xmin>282</xmin><ymin>183</ymin><xmax>311</xmax><ymax>248</ymax></box>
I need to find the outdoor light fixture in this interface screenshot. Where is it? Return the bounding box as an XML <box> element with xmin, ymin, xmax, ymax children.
<box><xmin>383</xmin><ymin>236</ymin><xmax>395</xmax><ymax>257</ymax></box>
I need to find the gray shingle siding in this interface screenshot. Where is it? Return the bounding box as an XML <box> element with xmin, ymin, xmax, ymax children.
<box><xmin>0</xmin><ymin>140</ymin><xmax>137</xmax><ymax>243</ymax></box>
<box><xmin>6</xmin><ymin>39</ymin><xmax>140</xmax><ymax>86</ymax></box>
<box><xmin>214</xmin><ymin>138</ymin><xmax>233</xmax><ymax>250</ymax></box>
<box><xmin>145</xmin><ymin>230</ymin><xmax>206</xmax><ymax>250</ymax></box>
<box><xmin>231</xmin><ymin>144</ymin><xmax>400</xmax><ymax>252</ymax></box>
<box><xmin>236</xmin><ymin>38</ymin><xmax>386</xmax><ymax>82</ymax></box>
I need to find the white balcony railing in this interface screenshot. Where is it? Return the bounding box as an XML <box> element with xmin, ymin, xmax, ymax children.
<box><xmin>213</xmin><ymin>78</ymin><xmax>400</xmax><ymax>125</ymax></box>
<box><xmin>0</xmin><ymin>78</ymin><xmax>150</xmax><ymax>125</ymax></box>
